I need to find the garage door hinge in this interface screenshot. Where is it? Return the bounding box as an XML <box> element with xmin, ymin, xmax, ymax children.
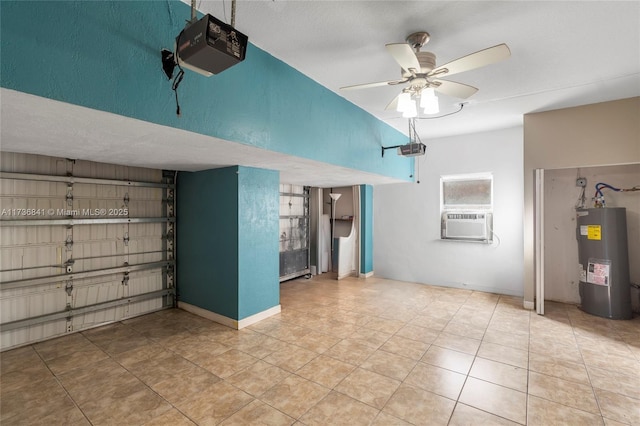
<box><xmin>65</xmin><ymin>280</ymin><xmax>73</xmax><ymax>296</ymax></box>
<box><xmin>122</xmin><ymin>273</ymin><xmax>129</xmax><ymax>286</ymax></box>
<box><xmin>123</xmin><ymin>232</ymin><xmax>129</xmax><ymax>246</ymax></box>
<box><xmin>66</xmin><ymin>185</ymin><xmax>73</xmax><ymax>206</ymax></box>
<box><xmin>123</xmin><ymin>193</ymin><xmax>130</xmax><ymax>206</ymax></box>
<box><xmin>65</xmin><ymin>235</ymin><xmax>73</xmax><ymax>250</ymax></box>
<box><xmin>65</xmin><ymin>259</ymin><xmax>75</xmax><ymax>273</ymax></box>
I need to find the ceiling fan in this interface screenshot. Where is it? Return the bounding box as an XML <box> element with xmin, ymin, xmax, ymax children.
<box><xmin>340</xmin><ymin>32</ymin><xmax>511</xmax><ymax>116</ymax></box>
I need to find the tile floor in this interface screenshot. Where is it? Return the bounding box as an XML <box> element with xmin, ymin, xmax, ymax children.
<box><xmin>1</xmin><ymin>275</ymin><xmax>639</xmax><ymax>425</ymax></box>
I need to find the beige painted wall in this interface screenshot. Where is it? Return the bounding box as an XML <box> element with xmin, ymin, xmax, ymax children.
<box><xmin>523</xmin><ymin>97</ymin><xmax>640</xmax><ymax>308</ymax></box>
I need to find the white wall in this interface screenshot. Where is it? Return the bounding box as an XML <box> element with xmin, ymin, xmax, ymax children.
<box><xmin>374</xmin><ymin>126</ymin><xmax>524</xmax><ymax>296</ymax></box>
<box><xmin>544</xmin><ymin>164</ymin><xmax>640</xmax><ymax>304</ymax></box>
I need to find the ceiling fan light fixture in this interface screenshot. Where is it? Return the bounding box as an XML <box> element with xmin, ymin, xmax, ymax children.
<box><xmin>402</xmin><ymin>99</ymin><xmax>418</xmax><ymax>118</ymax></box>
<box><xmin>421</xmin><ymin>88</ymin><xmax>439</xmax><ymax>114</ymax></box>
<box><xmin>396</xmin><ymin>92</ymin><xmax>412</xmax><ymax>112</ymax></box>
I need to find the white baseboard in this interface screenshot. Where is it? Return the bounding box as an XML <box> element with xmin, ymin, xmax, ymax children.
<box><xmin>523</xmin><ymin>300</ymin><xmax>535</xmax><ymax>310</ymax></box>
<box><xmin>178</xmin><ymin>302</ymin><xmax>281</xmax><ymax>330</ymax></box>
<box><xmin>238</xmin><ymin>305</ymin><xmax>281</xmax><ymax>329</ymax></box>
<box><xmin>361</xmin><ymin>271</ymin><xmax>374</xmax><ymax>278</ymax></box>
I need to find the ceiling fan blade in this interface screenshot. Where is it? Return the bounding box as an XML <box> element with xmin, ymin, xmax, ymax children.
<box><xmin>429</xmin><ymin>43</ymin><xmax>511</xmax><ymax>77</ymax></box>
<box><xmin>340</xmin><ymin>79</ymin><xmax>405</xmax><ymax>91</ymax></box>
<box><xmin>385</xmin><ymin>43</ymin><xmax>421</xmax><ymax>73</ymax></box>
<box><xmin>432</xmin><ymin>80</ymin><xmax>478</xmax><ymax>99</ymax></box>
<box><xmin>385</xmin><ymin>93</ymin><xmax>402</xmax><ymax>111</ymax></box>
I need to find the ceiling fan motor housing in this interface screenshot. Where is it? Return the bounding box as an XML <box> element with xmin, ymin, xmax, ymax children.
<box><xmin>402</xmin><ymin>51</ymin><xmax>437</xmax><ymax>79</ymax></box>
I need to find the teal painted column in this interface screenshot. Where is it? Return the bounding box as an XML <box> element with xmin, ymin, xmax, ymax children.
<box><xmin>177</xmin><ymin>166</ymin><xmax>280</xmax><ymax>326</ymax></box>
<box><xmin>237</xmin><ymin>167</ymin><xmax>280</xmax><ymax>319</ymax></box>
<box><xmin>360</xmin><ymin>185</ymin><xmax>374</xmax><ymax>275</ymax></box>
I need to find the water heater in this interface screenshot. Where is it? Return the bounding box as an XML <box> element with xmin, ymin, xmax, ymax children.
<box><xmin>576</xmin><ymin>208</ymin><xmax>632</xmax><ymax>319</ymax></box>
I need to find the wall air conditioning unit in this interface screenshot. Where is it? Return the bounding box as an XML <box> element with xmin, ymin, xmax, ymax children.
<box><xmin>441</xmin><ymin>212</ymin><xmax>493</xmax><ymax>242</ymax></box>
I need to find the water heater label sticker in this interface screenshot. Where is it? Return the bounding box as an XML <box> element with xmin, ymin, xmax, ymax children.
<box><xmin>587</xmin><ymin>225</ymin><xmax>601</xmax><ymax>240</ymax></box>
<box><xmin>587</xmin><ymin>260</ymin><xmax>610</xmax><ymax>286</ymax></box>
<box><xmin>580</xmin><ymin>226</ymin><xmax>588</xmax><ymax>236</ymax></box>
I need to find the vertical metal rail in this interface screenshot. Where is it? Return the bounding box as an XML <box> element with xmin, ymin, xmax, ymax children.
<box><xmin>162</xmin><ymin>170</ymin><xmax>176</xmax><ymax>308</ymax></box>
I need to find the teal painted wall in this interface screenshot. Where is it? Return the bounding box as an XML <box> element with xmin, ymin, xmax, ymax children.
<box><xmin>177</xmin><ymin>166</ymin><xmax>280</xmax><ymax>321</ymax></box>
<box><xmin>237</xmin><ymin>167</ymin><xmax>280</xmax><ymax>319</ymax></box>
<box><xmin>0</xmin><ymin>0</ymin><xmax>412</xmax><ymax>181</ymax></box>
<box><xmin>360</xmin><ymin>184</ymin><xmax>374</xmax><ymax>274</ymax></box>
<box><xmin>177</xmin><ymin>167</ymin><xmax>239</xmax><ymax>318</ymax></box>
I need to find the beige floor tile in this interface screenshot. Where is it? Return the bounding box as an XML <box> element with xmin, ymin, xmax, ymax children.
<box><xmin>588</xmin><ymin>365</ymin><xmax>640</xmax><ymax>400</ymax></box>
<box><xmin>334</xmin><ymin>367</ymin><xmax>401</xmax><ymax>409</ymax></box>
<box><xmin>296</xmin><ymin>354</ymin><xmax>356</xmax><ymax>388</ymax></box>
<box><xmin>421</xmin><ymin>345</ymin><xmax>475</xmax><ymax>374</ymax></box>
<box><xmin>595</xmin><ymin>388</ymin><xmax>640</xmax><ymax>425</ymax></box>
<box><xmin>262</xmin><ymin>323</ymin><xmax>312</xmax><ymax>343</ymax></box>
<box><xmin>33</xmin><ymin>332</ymin><xmax>93</xmax><ymax>360</ymax></box>
<box><xmin>324</xmin><ymin>338</ymin><xmax>377</xmax><ymax>365</ymax></box>
<box><xmin>404</xmin><ymin>362</ymin><xmax>466</xmax><ymax>400</ymax></box>
<box><xmin>395</xmin><ymin>323</ymin><xmax>440</xmax><ymax>344</ymax></box>
<box><xmin>151</xmin><ymin>368</ymin><xmax>222</xmax><ymax>405</ymax></box>
<box><xmin>259</xmin><ymin>374</ymin><xmax>330</xmax><ymax>419</ymax></box>
<box><xmin>469</xmin><ymin>357</ymin><xmax>528</xmax><ymax>392</ymax></box>
<box><xmin>1</xmin><ymin>376</ymin><xmax>80</xmax><ymax>424</ymax></box>
<box><xmin>142</xmin><ymin>408</ymin><xmax>197</xmax><ymax>426</ymax></box>
<box><xmin>370</xmin><ymin>411</ymin><xmax>412</xmax><ymax>425</ymax></box>
<box><xmin>603</xmin><ymin>417</ymin><xmax>631</xmax><ymax>426</ymax></box>
<box><xmin>129</xmin><ymin>352</ymin><xmax>199</xmax><ymax>386</ymax></box>
<box><xmin>262</xmin><ymin>344</ymin><xmax>318</xmax><ymax>372</ymax></box>
<box><xmin>0</xmin><ymin>355</ymin><xmax>53</xmax><ymax>393</ymax></box>
<box><xmin>410</xmin><ymin>314</ymin><xmax>450</xmax><ymax>331</ymax></box>
<box><xmin>1</xmin><ymin>346</ymin><xmax>42</xmax><ymax>373</ymax></box>
<box><xmin>528</xmin><ymin>351</ymin><xmax>590</xmax><ymax>385</ymax></box>
<box><xmin>112</xmin><ymin>342</ymin><xmax>173</xmax><ymax>367</ymax></box>
<box><xmin>383</xmin><ymin>384</ymin><xmax>456</xmax><ymax>425</ymax></box>
<box><xmin>299</xmin><ymin>391</ymin><xmax>379</xmax><ymax>426</ymax></box>
<box><xmin>44</xmin><ymin>344</ymin><xmax>109</xmax><ymax>375</ymax></box>
<box><xmin>225</xmin><ymin>359</ymin><xmax>290</xmax><ymax>397</ymax></box>
<box><xmin>80</xmin><ymin>385</ymin><xmax>171</xmax><ymax>425</ymax></box>
<box><xmin>482</xmin><ymin>329</ymin><xmax>529</xmax><ymax>351</ymax></box>
<box><xmin>477</xmin><ymin>341</ymin><xmax>528</xmax><ymax>369</ymax></box>
<box><xmin>527</xmin><ymin>395</ymin><xmax>603</xmax><ymax>426</ymax></box>
<box><xmin>362</xmin><ymin>317</ymin><xmax>405</xmax><ymax>334</ymax></box>
<box><xmin>449</xmin><ymin>403</ymin><xmax>520</xmax><ymax>426</ymax></box>
<box><xmin>442</xmin><ymin>321</ymin><xmax>487</xmax><ymax>340</ymax></box>
<box><xmin>580</xmin><ymin>346</ymin><xmax>640</xmax><ymax>377</ymax></box>
<box><xmin>194</xmin><ymin>348</ymin><xmax>258</xmax><ymax>378</ymax></box>
<box><xmin>292</xmin><ymin>329</ymin><xmax>341</xmax><ymax>353</ymax></box>
<box><xmin>360</xmin><ymin>350</ymin><xmax>416</xmax><ymax>381</ymax></box>
<box><xmin>433</xmin><ymin>332</ymin><xmax>481</xmax><ymax>355</ymax></box>
<box><xmin>219</xmin><ymin>400</ymin><xmax>294</xmax><ymax>425</ymax></box>
<box><xmin>528</xmin><ymin>371</ymin><xmax>599</xmax><ymax>414</ymax></box>
<box><xmin>82</xmin><ymin>322</ymin><xmax>143</xmax><ymax>345</ymax></box>
<box><xmin>380</xmin><ymin>335</ymin><xmax>430</xmax><ymax>360</ymax></box>
<box><xmin>348</xmin><ymin>327</ymin><xmax>392</xmax><ymax>349</ymax></box>
<box><xmin>176</xmin><ymin>381</ymin><xmax>254</xmax><ymax>426</ymax></box>
<box><xmin>459</xmin><ymin>377</ymin><xmax>526</xmax><ymax>424</ymax></box>
<box><xmin>58</xmin><ymin>358</ymin><xmax>143</xmax><ymax>405</ymax></box>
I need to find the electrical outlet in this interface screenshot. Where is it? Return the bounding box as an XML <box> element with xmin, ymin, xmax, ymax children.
<box><xmin>576</xmin><ymin>178</ymin><xmax>587</xmax><ymax>187</ymax></box>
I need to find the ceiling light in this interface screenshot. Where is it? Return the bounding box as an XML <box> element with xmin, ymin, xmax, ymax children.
<box><xmin>396</xmin><ymin>92</ymin><xmax>412</xmax><ymax>112</ymax></box>
<box><xmin>402</xmin><ymin>100</ymin><xmax>418</xmax><ymax>118</ymax></box>
<box><xmin>421</xmin><ymin>88</ymin><xmax>439</xmax><ymax>114</ymax></box>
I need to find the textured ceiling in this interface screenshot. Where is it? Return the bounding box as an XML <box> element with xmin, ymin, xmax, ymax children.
<box><xmin>2</xmin><ymin>1</ymin><xmax>639</xmax><ymax>186</ymax></box>
<box><xmin>199</xmin><ymin>0</ymin><xmax>640</xmax><ymax>139</ymax></box>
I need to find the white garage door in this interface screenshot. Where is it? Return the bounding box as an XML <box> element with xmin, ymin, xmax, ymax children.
<box><xmin>0</xmin><ymin>153</ymin><xmax>175</xmax><ymax>351</ymax></box>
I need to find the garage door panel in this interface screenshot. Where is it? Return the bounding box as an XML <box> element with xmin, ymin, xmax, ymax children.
<box><xmin>1</xmin><ymin>153</ymin><xmax>175</xmax><ymax>351</ymax></box>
